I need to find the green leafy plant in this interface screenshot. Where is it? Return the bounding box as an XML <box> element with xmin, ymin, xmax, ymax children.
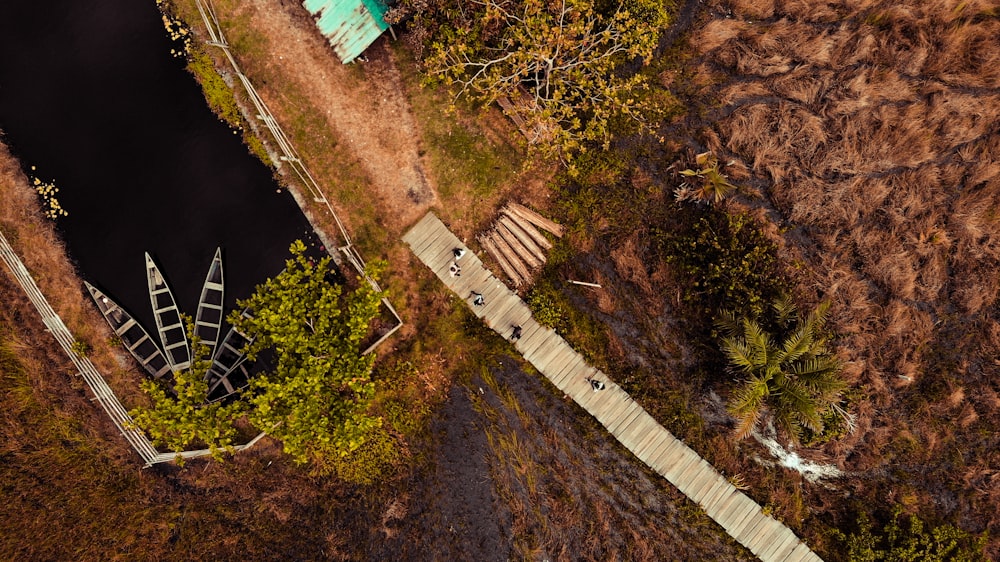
<box><xmin>230</xmin><ymin>241</ymin><xmax>386</xmax><ymax>465</ymax></box>
<box><xmin>130</xmin><ymin>321</ymin><xmax>244</xmax><ymax>459</ymax></box>
<box><xmin>716</xmin><ymin>295</ymin><xmax>848</xmax><ymax>442</ymax></box>
<box><xmin>676</xmin><ymin>151</ymin><xmax>739</xmax><ymax>204</ymax></box>
<box><xmin>70</xmin><ymin>339</ymin><xmax>91</xmax><ymax>357</ymax></box>
<box><xmin>832</xmin><ymin>508</ymin><xmax>988</xmax><ymax>562</ymax></box>
<box><xmin>663</xmin><ymin>208</ymin><xmax>785</xmax><ymax>320</ymax></box>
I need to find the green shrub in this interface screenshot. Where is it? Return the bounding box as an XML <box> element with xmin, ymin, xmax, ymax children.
<box><xmin>660</xmin><ymin>207</ymin><xmax>785</xmax><ymax>321</ymax></box>
<box><xmin>326</xmin><ymin>426</ymin><xmax>401</xmax><ymax>485</ymax></box>
<box><xmin>832</xmin><ymin>508</ymin><xmax>988</xmax><ymax>562</ymax></box>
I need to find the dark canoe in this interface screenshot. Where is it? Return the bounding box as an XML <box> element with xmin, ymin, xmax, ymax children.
<box><xmin>194</xmin><ymin>247</ymin><xmax>224</xmax><ymax>360</ymax></box>
<box><xmin>145</xmin><ymin>252</ymin><xmax>190</xmax><ymax>372</ymax></box>
<box><xmin>85</xmin><ymin>281</ymin><xmax>172</xmax><ymax>380</ymax></box>
<box><xmin>205</xmin><ymin>310</ymin><xmax>254</xmax><ymax>401</ymax></box>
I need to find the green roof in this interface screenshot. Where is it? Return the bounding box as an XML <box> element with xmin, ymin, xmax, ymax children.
<box><xmin>302</xmin><ymin>0</ymin><xmax>389</xmax><ymax>63</ymax></box>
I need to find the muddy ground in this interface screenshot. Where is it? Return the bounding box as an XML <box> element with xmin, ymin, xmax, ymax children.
<box><xmin>374</xmin><ymin>356</ymin><xmax>751</xmax><ymax>561</ymax></box>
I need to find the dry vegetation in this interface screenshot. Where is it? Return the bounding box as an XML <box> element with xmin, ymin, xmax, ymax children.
<box><xmin>673</xmin><ymin>0</ymin><xmax>1000</xmax><ymax>554</ymax></box>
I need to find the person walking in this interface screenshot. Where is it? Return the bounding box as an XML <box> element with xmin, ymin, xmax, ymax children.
<box><xmin>471</xmin><ymin>291</ymin><xmax>485</xmax><ymax>306</ymax></box>
<box><xmin>510</xmin><ymin>325</ymin><xmax>522</xmax><ymax>341</ymax></box>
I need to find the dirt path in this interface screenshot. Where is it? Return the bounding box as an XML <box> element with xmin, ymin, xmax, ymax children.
<box><xmin>233</xmin><ymin>0</ymin><xmax>436</xmax><ymax>231</ymax></box>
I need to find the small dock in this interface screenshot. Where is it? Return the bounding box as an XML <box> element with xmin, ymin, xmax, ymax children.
<box><xmin>403</xmin><ymin>213</ymin><xmax>823</xmax><ymax>562</ymax></box>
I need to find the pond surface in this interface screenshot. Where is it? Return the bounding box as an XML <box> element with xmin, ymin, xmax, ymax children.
<box><xmin>0</xmin><ymin>0</ymin><xmax>315</xmax><ymax>333</ymax></box>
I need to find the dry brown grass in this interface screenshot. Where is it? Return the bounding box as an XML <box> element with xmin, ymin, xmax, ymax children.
<box><xmin>0</xmin><ymin>142</ymin><xmax>149</xmax><ymax>410</ymax></box>
<box><xmin>681</xmin><ymin>0</ymin><xmax>1000</xmax><ymax>553</ymax></box>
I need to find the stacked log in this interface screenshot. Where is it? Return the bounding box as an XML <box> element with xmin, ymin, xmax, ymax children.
<box><xmin>507</xmin><ymin>201</ymin><xmax>564</xmax><ymax>237</ymax></box>
<box><xmin>490</xmin><ymin>230</ymin><xmax>534</xmax><ymax>283</ymax></box>
<box><xmin>480</xmin><ymin>203</ymin><xmax>564</xmax><ymax>287</ymax></box>
<box><xmin>502</xmin><ymin>208</ymin><xmax>552</xmax><ymax>250</ymax></box>
<box><xmin>478</xmin><ymin>234</ymin><xmax>524</xmax><ymax>287</ymax></box>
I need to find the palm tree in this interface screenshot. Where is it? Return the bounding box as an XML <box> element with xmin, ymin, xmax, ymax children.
<box><xmin>677</xmin><ymin>151</ymin><xmax>739</xmax><ymax>204</ymax></box>
<box><xmin>716</xmin><ymin>295</ymin><xmax>847</xmax><ymax>442</ymax></box>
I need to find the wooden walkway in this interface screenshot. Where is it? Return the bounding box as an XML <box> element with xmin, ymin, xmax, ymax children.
<box><xmin>404</xmin><ymin>213</ymin><xmax>823</xmax><ymax>562</ymax></box>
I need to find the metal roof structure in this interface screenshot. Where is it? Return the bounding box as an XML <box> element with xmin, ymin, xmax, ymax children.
<box><xmin>302</xmin><ymin>0</ymin><xmax>390</xmax><ymax>63</ymax></box>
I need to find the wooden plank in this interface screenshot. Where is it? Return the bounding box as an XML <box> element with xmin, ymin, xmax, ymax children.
<box><xmin>408</xmin><ymin>221</ymin><xmax>447</xmax><ymax>257</ymax></box>
<box><xmin>479</xmin><ymin>235</ymin><xmax>524</xmax><ymax>286</ymax></box>
<box><xmin>762</xmin><ymin>529</ymin><xmax>798</xmax><ymax>561</ymax></box>
<box><xmin>677</xmin><ymin>458</ymin><xmax>712</xmax><ymax>495</ymax></box>
<box><xmin>697</xmin><ymin>475</ymin><xmax>732</xmax><ymax>509</ymax></box>
<box><xmin>748</xmin><ymin>518</ymin><xmax>785</xmax><ymax>558</ymax></box>
<box><xmin>696</xmin><ymin>478</ymin><xmax>733</xmax><ymax>512</ymax></box>
<box><xmin>636</xmin><ymin>433</ymin><xmax>673</xmax><ymax>467</ymax></box>
<box><xmin>644</xmin><ymin>434</ymin><xmax>681</xmax><ymax>469</ymax></box>
<box><xmin>516</xmin><ymin>323</ymin><xmax>548</xmax><ymax>353</ymax></box>
<box><xmin>720</xmin><ymin>495</ymin><xmax>761</xmax><ymax>535</ymax></box>
<box><xmin>614</xmin><ymin>403</ymin><xmax>650</xmax><ymax>435</ymax></box>
<box><xmin>403</xmin><ymin>212</ymin><xmax>439</xmax><ymax>244</ymax></box>
<box><xmin>502</xmin><ymin>208</ymin><xmax>552</xmax><ymax>249</ymax></box>
<box><xmin>507</xmin><ymin>202</ymin><xmax>564</xmax><ymax>237</ymax></box>
<box><xmin>688</xmin><ymin>468</ymin><xmax>723</xmax><ymax>504</ymax></box>
<box><xmin>731</xmin><ymin>498</ymin><xmax>767</xmax><ymax>540</ymax></box>
<box><xmin>663</xmin><ymin>449</ymin><xmax>701</xmax><ymax>483</ymax></box>
<box><xmin>723</xmin><ymin>494</ymin><xmax>762</xmax><ymax>532</ymax></box>
<box><xmin>736</xmin><ymin>514</ymin><xmax>771</xmax><ymax>554</ymax></box>
<box><xmin>698</xmin><ymin>477</ymin><xmax>735</xmax><ymax>511</ymax></box>
<box><xmin>402</xmin><ymin>217</ymin><xmax>438</xmax><ymax>253</ymax></box>
<box><xmin>631</xmin><ymin>420</ymin><xmax>667</xmax><ymax>458</ymax></box>
<box><xmin>550</xmin><ymin>351</ymin><xmax>586</xmax><ymax>383</ymax></box>
<box><xmin>421</xmin><ymin>236</ymin><xmax>458</xmax><ymax>274</ymax></box>
<box><xmin>490</xmin><ymin>230</ymin><xmax>534</xmax><ymax>283</ymax></box>
<box><xmin>604</xmin><ymin>401</ymin><xmax>641</xmax><ymax>434</ymax></box>
<box><xmin>787</xmin><ymin>543</ymin><xmax>822</xmax><ymax>562</ymax></box>
<box><xmin>534</xmin><ymin>343</ymin><xmax>576</xmax><ymax>375</ymax></box>
<box><xmin>620</xmin><ymin>411</ymin><xmax>659</xmax><ymax>448</ymax></box>
<box><xmin>548</xmin><ymin>353</ymin><xmax>586</xmax><ymax>388</ymax></box>
<box><xmin>498</xmin><ymin>216</ymin><xmax>546</xmax><ymax>265</ymax></box>
<box><xmin>705</xmin><ymin>489</ymin><xmax>742</xmax><ymax>520</ymax></box>
<box><xmin>525</xmin><ymin>339</ymin><xmax>561</xmax><ymax>372</ymax></box>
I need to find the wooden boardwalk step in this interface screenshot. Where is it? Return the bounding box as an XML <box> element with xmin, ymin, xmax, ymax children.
<box><xmin>403</xmin><ymin>213</ymin><xmax>824</xmax><ymax>562</ymax></box>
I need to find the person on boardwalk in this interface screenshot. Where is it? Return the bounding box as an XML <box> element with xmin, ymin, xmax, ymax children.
<box><xmin>471</xmin><ymin>291</ymin><xmax>485</xmax><ymax>306</ymax></box>
<box><xmin>449</xmin><ymin>262</ymin><xmax>461</xmax><ymax>277</ymax></box>
<box><xmin>510</xmin><ymin>325</ymin><xmax>522</xmax><ymax>341</ymax></box>
<box><xmin>586</xmin><ymin>377</ymin><xmax>606</xmax><ymax>391</ymax></box>
<box><xmin>453</xmin><ymin>247</ymin><xmax>466</xmax><ymax>260</ymax></box>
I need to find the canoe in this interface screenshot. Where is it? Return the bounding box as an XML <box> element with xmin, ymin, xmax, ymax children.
<box><xmin>85</xmin><ymin>281</ymin><xmax>172</xmax><ymax>379</ymax></box>
<box><xmin>194</xmin><ymin>248</ymin><xmax>224</xmax><ymax>360</ymax></box>
<box><xmin>205</xmin><ymin>309</ymin><xmax>254</xmax><ymax>400</ymax></box>
<box><xmin>145</xmin><ymin>253</ymin><xmax>191</xmax><ymax>372</ymax></box>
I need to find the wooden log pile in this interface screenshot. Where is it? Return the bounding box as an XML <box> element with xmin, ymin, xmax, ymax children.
<box><xmin>480</xmin><ymin>203</ymin><xmax>563</xmax><ymax>287</ymax></box>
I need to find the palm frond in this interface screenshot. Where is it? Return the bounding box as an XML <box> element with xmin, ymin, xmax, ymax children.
<box><xmin>714</xmin><ymin>309</ymin><xmax>742</xmax><ymax>339</ymax></box>
<box><xmin>728</xmin><ymin>376</ymin><xmax>770</xmax><ymax>440</ymax></box>
<box><xmin>742</xmin><ymin>317</ymin><xmax>772</xmax><ymax>366</ymax></box>
<box><xmin>792</xmin><ymin>356</ymin><xmax>841</xmax><ymax>379</ymax></box>
<box><xmin>774</xmin><ymin>379</ymin><xmax>823</xmax><ymax>434</ymax></box>
<box><xmin>779</xmin><ymin>324</ymin><xmax>814</xmax><ymax>364</ymax></box>
<box><xmin>804</xmin><ymin>300</ymin><xmax>831</xmax><ymax>332</ymax></box>
<box><xmin>721</xmin><ymin>336</ymin><xmax>759</xmax><ymax>373</ymax></box>
<box><xmin>773</xmin><ymin>408</ymin><xmax>802</xmax><ymax>442</ymax></box>
<box><xmin>771</xmin><ymin>293</ymin><xmax>797</xmax><ymax>327</ymax></box>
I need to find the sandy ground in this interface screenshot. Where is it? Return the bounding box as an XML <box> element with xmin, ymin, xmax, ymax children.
<box><xmin>231</xmin><ymin>0</ymin><xmax>436</xmax><ymax>232</ymax></box>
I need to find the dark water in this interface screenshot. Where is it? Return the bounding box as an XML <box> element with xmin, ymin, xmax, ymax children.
<box><xmin>0</xmin><ymin>0</ymin><xmax>315</xmax><ymax>333</ymax></box>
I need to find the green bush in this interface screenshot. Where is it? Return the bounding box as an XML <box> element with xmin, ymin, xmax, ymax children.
<box><xmin>326</xmin><ymin>426</ymin><xmax>401</xmax><ymax>485</ymax></box>
<box><xmin>832</xmin><ymin>507</ymin><xmax>988</xmax><ymax>562</ymax></box>
<box><xmin>660</xmin><ymin>207</ymin><xmax>785</xmax><ymax>321</ymax></box>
